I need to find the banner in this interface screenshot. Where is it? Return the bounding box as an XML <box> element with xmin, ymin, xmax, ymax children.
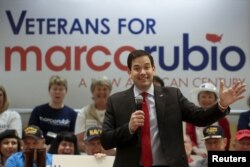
<box><xmin>52</xmin><ymin>155</ymin><xmax>114</xmax><ymax>167</ymax></box>
<box><xmin>0</xmin><ymin>0</ymin><xmax>249</xmax><ymax>110</ymax></box>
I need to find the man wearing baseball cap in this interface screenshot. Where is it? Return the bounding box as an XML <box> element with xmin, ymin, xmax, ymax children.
<box><xmin>190</xmin><ymin>125</ymin><xmax>227</xmax><ymax>167</ymax></box>
<box><xmin>233</xmin><ymin>129</ymin><xmax>250</xmax><ymax>151</ymax></box>
<box><xmin>83</xmin><ymin>126</ymin><xmax>115</xmax><ymax>157</ymax></box>
<box><xmin>83</xmin><ymin>126</ymin><xmax>105</xmax><ymax>156</ymax></box>
<box><xmin>5</xmin><ymin>125</ymin><xmax>52</xmax><ymax>167</ymax></box>
<box><xmin>202</xmin><ymin>125</ymin><xmax>227</xmax><ymax>151</ymax></box>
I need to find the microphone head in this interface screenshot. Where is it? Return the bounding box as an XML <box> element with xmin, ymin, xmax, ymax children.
<box><xmin>135</xmin><ymin>95</ymin><xmax>143</xmax><ymax>101</ymax></box>
<box><xmin>135</xmin><ymin>95</ymin><xmax>143</xmax><ymax>110</ymax></box>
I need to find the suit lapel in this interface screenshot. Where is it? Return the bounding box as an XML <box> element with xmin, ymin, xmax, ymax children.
<box><xmin>125</xmin><ymin>86</ymin><xmax>137</xmax><ymax>116</ymax></box>
<box><xmin>154</xmin><ymin>87</ymin><xmax>166</xmax><ymax>120</ymax></box>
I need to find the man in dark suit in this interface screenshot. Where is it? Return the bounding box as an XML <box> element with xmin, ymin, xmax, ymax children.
<box><xmin>101</xmin><ymin>49</ymin><xmax>246</xmax><ymax>167</ymax></box>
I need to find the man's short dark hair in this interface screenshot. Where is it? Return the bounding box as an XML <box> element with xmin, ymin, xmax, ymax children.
<box><xmin>153</xmin><ymin>75</ymin><xmax>164</xmax><ymax>87</ymax></box>
<box><xmin>127</xmin><ymin>50</ymin><xmax>154</xmax><ymax>70</ymax></box>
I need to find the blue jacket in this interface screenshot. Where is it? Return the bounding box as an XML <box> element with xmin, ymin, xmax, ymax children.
<box><xmin>237</xmin><ymin>110</ymin><xmax>250</xmax><ymax>130</ymax></box>
<box><xmin>5</xmin><ymin>152</ymin><xmax>52</xmax><ymax>167</ymax></box>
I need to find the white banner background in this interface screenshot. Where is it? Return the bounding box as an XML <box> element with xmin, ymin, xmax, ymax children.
<box><xmin>0</xmin><ymin>0</ymin><xmax>249</xmax><ymax>110</ymax></box>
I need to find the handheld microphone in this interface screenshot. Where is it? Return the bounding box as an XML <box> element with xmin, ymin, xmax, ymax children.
<box><xmin>135</xmin><ymin>95</ymin><xmax>143</xmax><ymax>143</ymax></box>
<box><xmin>135</xmin><ymin>95</ymin><xmax>143</xmax><ymax>110</ymax></box>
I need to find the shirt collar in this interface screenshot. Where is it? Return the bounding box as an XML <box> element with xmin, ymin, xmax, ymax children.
<box><xmin>134</xmin><ymin>84</ymin><xmax>154</xmax><ymax>97</ymax></box>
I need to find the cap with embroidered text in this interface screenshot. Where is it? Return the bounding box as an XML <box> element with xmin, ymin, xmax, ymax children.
<box><xmin>202</xmin><ymin>125</ymin><xmax>225</xmax><ymax>140</ymax></box>
<box><xmin>84</xmin><ymin>126</ymin><xmax>102</xmax><ymax>142</ymax></box>
<box><xmin>22</xmin><ymin>125</ymin><xmax>44</xmax><ymax>139</ymax></box>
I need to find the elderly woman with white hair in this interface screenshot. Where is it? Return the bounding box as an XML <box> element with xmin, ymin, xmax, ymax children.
<box><xmin>75</xmin><ymin>76</ymin><xmax>113</xmax><ymax>153</ymax></box>
<box><xmin>186</xmin><ymin>83</ymin><xmax>231</xmax><ymax>157</ymax></box>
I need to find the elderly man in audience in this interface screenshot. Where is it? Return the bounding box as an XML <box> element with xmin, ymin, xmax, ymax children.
<box><xmin>5</xmin><ymin>125</ymin><xmax>52</xmax><ymax>167</ymax></box>
<box><xmin>190</xmin><ymin>125</ymin><xmax>227</xmax><ymax>167</ymax></box>
<box><xmin>83</xmin><ymin>126</ymin><xmax>115</xmax><ymax>158</ymax></box>
<box><xmin>233</xmin><ymin>129</ymin><xmax>250</xmax><ymax>151</ymax></box>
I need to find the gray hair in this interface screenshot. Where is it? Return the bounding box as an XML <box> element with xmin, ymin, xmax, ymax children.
<box><xmin>90</xmin><ymin>76</ymin><xmax>112</xmax><ymax>93</ymax></box>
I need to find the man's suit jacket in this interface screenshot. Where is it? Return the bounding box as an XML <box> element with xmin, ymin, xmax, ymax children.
<box><xmin>101</xmin><ymin>85</ymin><xmax>229</xmax><ymax>167</ymax></box>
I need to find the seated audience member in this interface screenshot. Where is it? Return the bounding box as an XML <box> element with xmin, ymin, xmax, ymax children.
<box><xmin>75</xmin><ymin>76</ymin><xmax>112</xmax><ymax>152</ymax></box>
<box><xmin>190</xmin><ymin>125</ymin><xmax>227</xmax><ymax>167</ymax></box>
<box><xmin>28</xmin><ymin>75</ymin><xmax>77</xmax><ymax>146</ymax></box>
<box><xmin>0</xmin><ymin>129</ymin><xmax>21</xmax><ymax>167</ymax></box>
<box><xmin>237</xmin><ymin>96</ymin><xmax>250</xmax><ymax>130</ymax></box>
<box><xmin>0</xmin><ymin>85</ymin><xmax>22</xmax><ymax>137</ymax></box>
<box><xmin>186</xmin><ymin>82</ymin><xmax>231</xmax><ymax>157</ymax></box>
<box><xmin>5</xmin><ymin>125</ymin><xmax>52</xmax><ymax>167</ymax></box>
<box><xmin>84</xmin><ymin>126</ymin><xmax>104</xmax><ymax>156</ymax></box>
<box><xmin>48</xmin><ymin>131</ymin><xmax>80</xmax><ymax>155</ymax></box>
<box><xmin>83</xmin><ymin>126</ymin><xmax>114</xmax><ymax>157</ymax></box>
<box><xmin>233</xmin><ymin>129</ymin><xmax>250</xmax><ymax>151</ymax></box>
<box><xmin>153</xmin><ymin>75</ymin><xmax>165</xmax><ymax>87</ymax></box>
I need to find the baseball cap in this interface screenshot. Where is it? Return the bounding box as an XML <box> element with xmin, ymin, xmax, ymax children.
<box><xmin>22</xmin><ymin>125</ymin><xmax>44</xmax><ymax>139</ymax></box>
<box><xmin>190</xmin><ymin>82</ymin><xmax>218</xmax><ymax>104</ymax></box>
<box><xmin>236</xmin><ymin>129</ymin><xmax>250</xmax><ymax>141</ymax></box>
<box><xmin>195</xmin><ymin>83</ymin><xmax>218</xmax><ymax>95</ymax></box>
<box><xmin>202</xmin><ymin>125</ymin><xmax>225</xmax><ymax>140</ymax></box>
<box><xmin>84</xmin><ymin>126</ymin><xmax>102</xmax><ymax>142</ymax></box>
<box><xmin>0</xmin><ymin>129</ymin><xmax>19</xmax><ymax>141</ymax></box>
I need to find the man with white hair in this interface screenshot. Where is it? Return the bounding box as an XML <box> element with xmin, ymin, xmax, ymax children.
<box><xmin>190</xmin><ymin>125</ymin><xmax>227</xmax><ymax>167</ymax></box>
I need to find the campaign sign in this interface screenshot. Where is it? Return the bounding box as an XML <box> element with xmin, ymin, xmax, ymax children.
<box><xmin>52</xmin><ymin>155</ymin><xmax>115</xmax><ymax>167</ymax></box>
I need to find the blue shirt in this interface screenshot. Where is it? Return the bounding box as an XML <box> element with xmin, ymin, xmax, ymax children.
<box><xmin>5</xmin><ymin>152</ymin><xmax>52</xmax><ymax>167</ymax></box>
<box><xmin>28</xmin><ymin>103</ymin><xmax>77</xmax><ymax>145</ymax></box>
<box><xmin>189</xmin><ymin>157</ymin><xmax>207</xmax><ymax>167</ymax></box>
